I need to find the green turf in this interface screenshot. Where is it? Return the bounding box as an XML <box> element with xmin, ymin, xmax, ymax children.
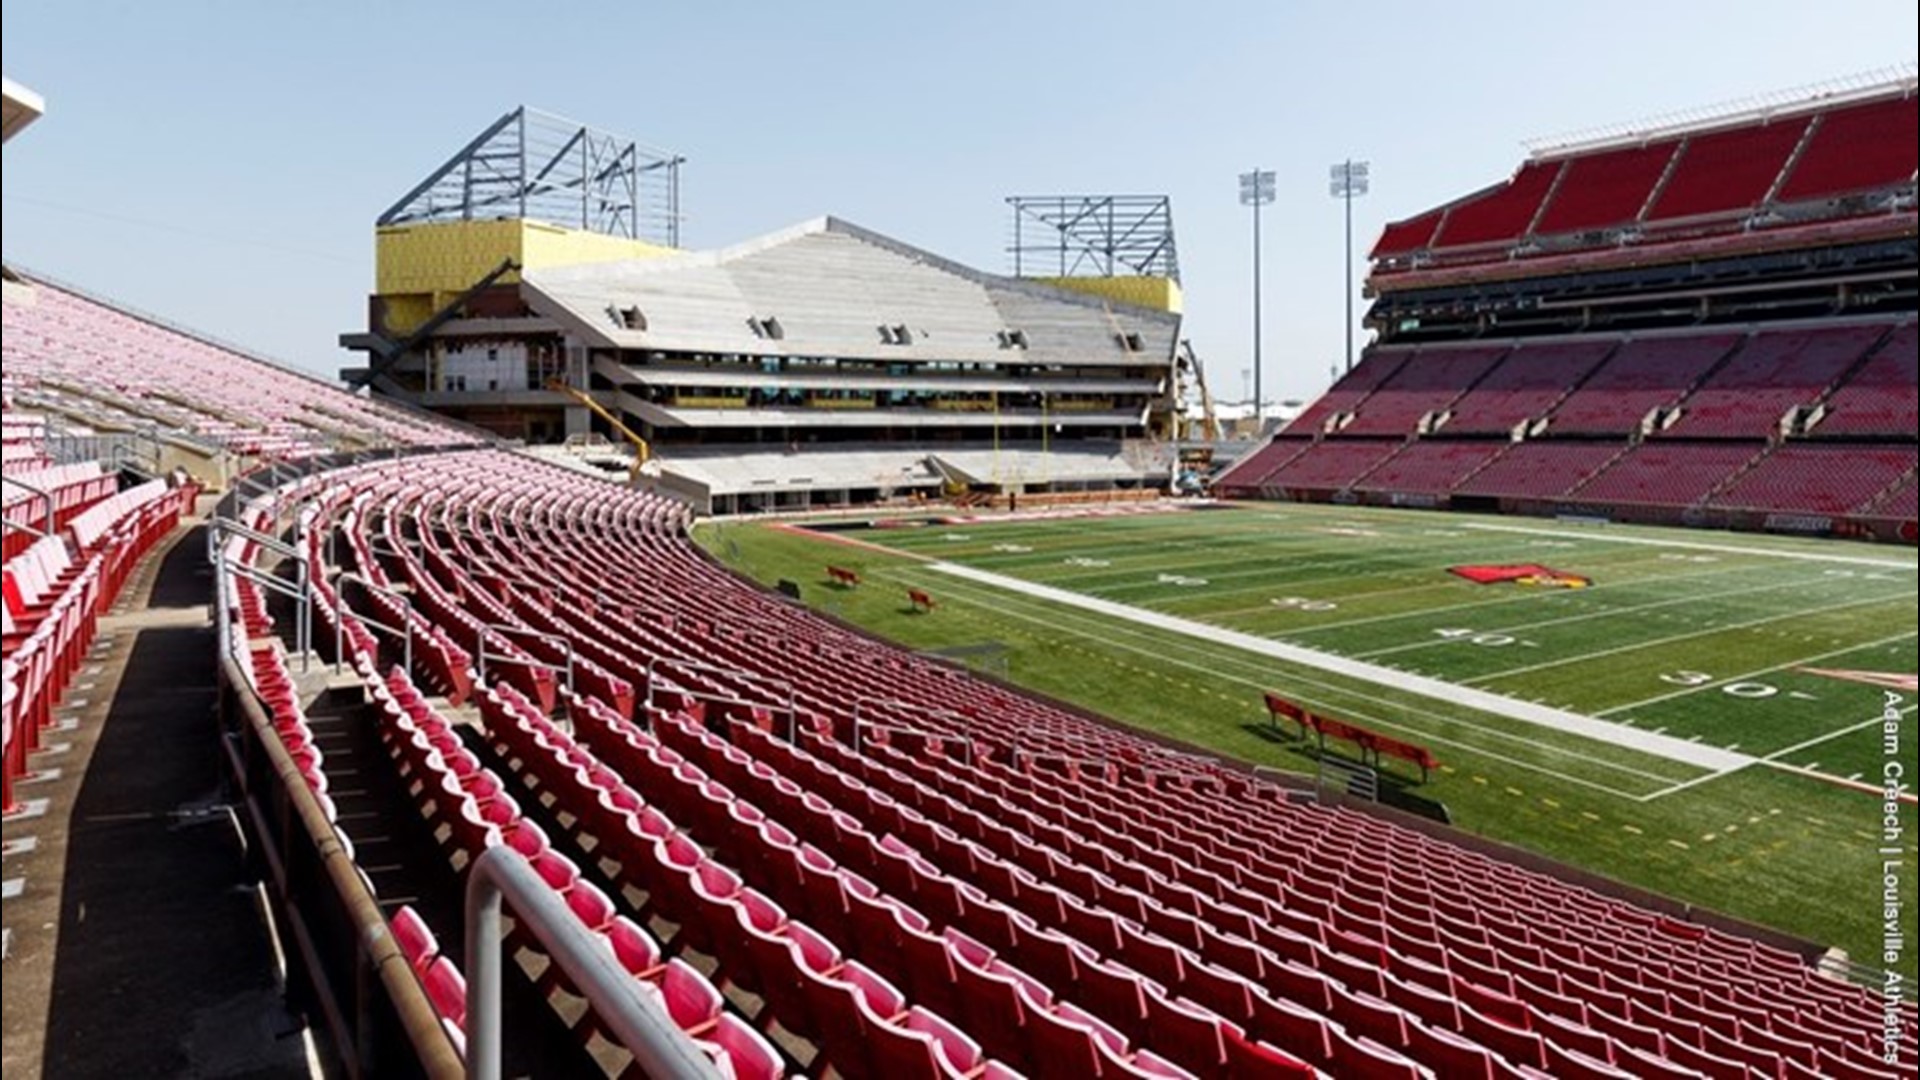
<box><xmin>696</xmin><ymin>502</ymin><xmax>1918</xmax><ymax>979</ymax></box>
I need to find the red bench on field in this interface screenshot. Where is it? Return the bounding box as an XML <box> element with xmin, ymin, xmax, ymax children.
<box><xmin>1263</xmin><ymin>691</ymin><xmax>1439</xmax><ymax>781</ymax></box>
<box><xmin>907</xmin><ymin>588</ymin><xmax>936</xmax><ymax>613</ymax></box>
<box><xmin>826</xmin><ymin>565</ymin><xmax>861</xmax><ymax>587</ymax></box>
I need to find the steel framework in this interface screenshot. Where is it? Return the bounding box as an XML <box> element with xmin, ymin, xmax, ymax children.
<box><xmin>1007</xmin><ymin>195</ymin><xmax>1180</xmax><ymax>282</ymax></box>
<box><xmin>379</xmin><ymin>106</ymin><xmax>684</xmax><ymax>246</ymax></box>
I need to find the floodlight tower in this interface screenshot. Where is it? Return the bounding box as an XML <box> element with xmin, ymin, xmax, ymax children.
<box><xmin>1239</xmin><ymin>169</ymin><xmax>1275</xmax><ymax>429</ymax></box>
<box><xmin>1329</xmin><ymin>160</ymin><xmax>1370</xmax><ymax>374</ymax></box>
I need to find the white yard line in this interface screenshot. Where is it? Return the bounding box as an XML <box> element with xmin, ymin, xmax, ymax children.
<box><xmin>906</xmin><ymin>570</ymin><xmax>1678</xmax><ymax>798</ymax></box>
<box><xmin>1106</xmin><ymin>542</ymin><xmax>1689</xmax><ymax>607</ymax></box>
<box><xmin>1594</xmin><ymin>631</ymin><xmax>1919</xmax><ymax>717</ymax></box>
<box><xmin>1457</xmin><ymin>522</ymin><xmax>1920</xmax><ymax>570</ymax></box>
<box><xmin>1638</xmin><ymin>703</ymin><xmax>1917</xmax><ymax>802</ymax></box>
<box><xmin>1267</xmin><ymin>558</ymin><xmax>1766</xmax><ymax>637</ymax></box>
<box><xmin>1762</xmin><ymin>702</ymin><xmax>1916</xmax><ymax>763</ymax></box>
<box><xmin>1459</xmin><ymin>589</ymin><xmax>1914</xmax><ymax>683</ymax></box>
<box><xmin>927</xmin><ymin>561</ymin><xmax>1754</xmax><ymax>773</ymax></box>
<box><xmin>1362</xmin><ymin>571</ymin><xmax>1868</xmax><ymax>661</ymax></box>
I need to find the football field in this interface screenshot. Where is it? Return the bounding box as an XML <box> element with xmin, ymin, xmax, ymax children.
<box><xmin>700</xmin><ymin>501</ymin><xmax>1918</xmax><ymax>974</ymax></box>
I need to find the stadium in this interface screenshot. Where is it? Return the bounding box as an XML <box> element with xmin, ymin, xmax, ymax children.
<box><xmin>2</xmin><ymin>13</ymin><xmax>1917</xmax><ymax>1080</ymax></box>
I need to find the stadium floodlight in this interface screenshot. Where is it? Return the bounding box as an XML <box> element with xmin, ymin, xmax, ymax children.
<box><xmin>1239</xmin><ymin>169</ymin><xmax>1276</xmax><ymax>430</ymax></box>
<box><xmin>1330</xmin><ymin>160</ymin><xmax>1370</xmax><ymax>374</ymax></box>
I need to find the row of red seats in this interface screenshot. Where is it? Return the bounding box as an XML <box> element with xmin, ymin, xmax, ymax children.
<box><xmin>1441</xmin><ymin>339</ymin><xmax>1614</xmax><ymax>435</ymax></box>
<box><xmin>1350</xmin><ymin>441</ymin><xmax>1506</xmax><ymax>498</ymax></box>
<box><xmin>1663</xmin><ymin>323</ymin><xmax>1886</xmax><ymax>438</ymax></box>
<box><xmin>1340</xmin><ymin>347</ymin><xmax>1509</xmax><ymax>437</ymax></box>
<box><xmin>5</xmin><ymin>478</ymin><xmax>193</xmax><ymax>813</ymax></box>
<box><xmin>3</xmin><ymin>462</ymin><xmax>118</xmax><ymax>561</ymax></box>
<box><xmin>1816</xmin><ymin>323</ymin><xmax>1919</xmax><ymax>437</ymax></box>
<box><xmin>1248</xmin><ymin>318</ymin><xmax>1901</xmax><ymax>453</ymax></box>
<box><xmin>3</xmin><ymin>282</ymin><xmax>480</xmax><ymax>454</ymax></box>
<box><xmin>1570</xmin><ymin>442</ymin><xmax>1765</xmax><ymax>507</ymax></box>
<box><xmin>252</xmin><ymin>506</ymin><xmax>788</xmax><ymax>1080</ymax></box>
<box><xmin>494</xmin><ymin>688</ymin><xmax>1030</xmax><ymax>1079</ymax></box>
<box><xmin>856</xmin><ymin>737</ymin><xmax>1909</xmax><ymax>1079</ymax></box>
<box><xmin>1709</xmin><ymin>444</ymin><xmax>1918</xmax><ymax>517</ymax></box>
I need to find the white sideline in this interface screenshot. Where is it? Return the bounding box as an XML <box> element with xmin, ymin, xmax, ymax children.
<box><xmin>928</xmin><ymin>561</ymin><xmax>1756</xmax><ymax>773</ymax></box>
<box><xmin>1456</xmin><ymin>522</ymin><xmax>1920</xmax><ymax>570</ymax></box>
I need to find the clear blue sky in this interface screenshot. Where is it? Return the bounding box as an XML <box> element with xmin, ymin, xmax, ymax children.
<box><xmin>4</xmin><ymin>1</ymin><xmax>1914</xmax><ymax>404</ymax></box>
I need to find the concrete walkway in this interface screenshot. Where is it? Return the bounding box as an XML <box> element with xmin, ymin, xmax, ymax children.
<box><xmin>2</xmin><ymin>511</ymin><xmax>309</xmax><ymax>1080</ymax></box>
<box><xmin>927</xmin><ymin>560</ymin><xmax>1756</xmax><ymax>773</ymax></box>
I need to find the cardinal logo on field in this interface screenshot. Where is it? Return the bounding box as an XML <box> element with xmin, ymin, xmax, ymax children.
<box><xmin>1795</xmin><ymin>668</ymin><xmax>1918</xmax><ymax>693</ymax></box>
<box><xmin>1449</xmin><ymin>564</ymin><xmax>1593</xmax><ymax>589</ymax></box>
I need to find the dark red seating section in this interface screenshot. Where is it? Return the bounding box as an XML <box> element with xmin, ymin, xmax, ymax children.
<box><xmin>1817</xmin><ymin>323</ymin><xmax>1919</xmax><ymax>436</ymax></box>
<box><xmin>1455</xmin><ymin>442</ymin><xmax>1626</xmax><ymax>500</ymax></box>
<box><xmin>1776</xmin><ymin>94</ymin><xmax>1920</xmax><ymax>202</ymax></box>
<box><xmin>1374</xmin><ymin>86</ymin><xmax>1917</xmax><ymax>274</ymax></box>
<box><xmin>1547</xmin><ymin>332</ymin><xmax>1741</xmax><ymax>435</ymax></box>
<box><xmin>219</xmin><ymin>449</ymin><xmax>1918</xmax><ymax>1078</ymax></box>
<box><xmin>1710</xmin><ymin>444</ymin><xmax>1917</xmax><ymax>517</ymax></box>
<box><xmin>1431</xmin><ymin>161</ymin><xmax>1560</xmax><ymax>250</ymax></box>
<box><xmin>1371</xmin><ymin>212</ymin><xmax>1443</xmax><ymax>260</ymax></box>
<box><xmin>1342</xmin><ymin>346</ymin><xmax>1508</xmax><ymax>436</ymax></box>
<box><xmin>1571</xmin><ymin>442</ymin><xmax>1763</xmax><ymax>508</ymax></box>
<box><xmin>1664</xmin><ymin>323</ymin><xmax>1886</xmax><ymax>438</ymax></box>
<box><xmin>1281</xmin><ymin>349</ymin><xmax>1412</xmax><ymax>436</ymax></box>
<box><xmin>1216</xmin><ymin>438</ymin><xmax>1312</xmax><ymax>492</ymax></box>
<box><xmin>1533</xmin><ymin>143</ymin><xmax>1675</xmax><ymax>235</ymax></box>
<box><xmin>1255</xmin><ymin>440</ymin><xmax>1403</xmax><ymax>494</ymax></box>
<box><xmin>1353</xmin><ymin>441</ymin><xmax>1506</xmax><ymax>497</ymax></box>
<box><xmin>1648</xmin><ymin>117</ymin><xmax>1809</xmax><ymax>221</ymax></box>
<box><xmin>1235</xmin><ymin>318</ymin><xmax>1915</xmax><ymax>524</ymax></box>
<box><xmin>1876</xmin><ymin>475</ymin><xmax>1919</xmax><ymax>522</ymax></box>
<box><xmin>1443</xmin><ymin>339</ymin><xmax>1615</xmax><ymax>434</ymax></box>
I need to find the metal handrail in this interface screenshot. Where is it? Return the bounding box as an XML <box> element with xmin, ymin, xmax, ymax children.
<box><xmin>851</xmin><ymin>720</ymin><xmax>974</xmax><ymax>765</ymax></box>
<box><xmin>333</xmin><ymin>570</ymin><xmax>415</xmax><ymax>677</ymax></box>
<box><xmin>0</xmin><ymin>517</ymin><xmax>50</xmax><ymax>541</ymax></box>
<box><xmin>476</xmin><ymin>623</ymin><xmax>575</xmax><ymax>698</ymax></box>
<box><xmin>645</xmin><ymin>655</ymin><xmax>797</xmax><ymax>740</ymax></box>
<box><xmin>209</xmin><ymin>517</ymin><xmax>313</xmax><ymax>671</ymax></box>
<box><xmin>2</xmin><ymin>475</ymin><xmax>58</xmax><ymax>538</ymax></box>
<box><xmin>464</xmin><ymin>847</ymin><xmax>724</xmax><ymax>1080</ymax></box>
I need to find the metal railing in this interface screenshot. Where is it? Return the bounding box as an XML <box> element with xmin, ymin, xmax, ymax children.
<box><xmin>2</xmin><ymin>476</ymin><xmax>58</xmax><ymax>539</ymax></box>
<box><xmin>644</xmin><ymin>655</ymin><xmax>795</xmax><ymax>739</ymax></box>
<box><xmin>476</xmin><ymin>623</ymin><xmax>576</xmax><ymax>700</ymax></box>
<box><xmin>852</xmin><ymin>721</ymin><xmax>975</xmax><ymax>766</ymax></box>
<box><xmin>464</xmin><ymin>847</ymin><xmax>724</xmax><ymax>1080</ymax></box>
<box><xmin>208</xmin><ymin>517</ymin><xmax>314</xmax><ymax>672</ymax></box>
<box><xmin>333</xmin><ymin>570</ymin><xmax>415</xmax><ymax>677</ymax></box>
<box><xmin>1315</xmin><ymin>754</ymin><xmax>1379</xmax><ymax>802</ymax></box>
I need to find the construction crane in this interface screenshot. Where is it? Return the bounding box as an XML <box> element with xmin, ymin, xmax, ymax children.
<box><xmin>543</xmin><ymin>379</ymin><xmax>655</xmax><ymax>484</ymax></box>
<box><xmin>1175</xmin><ymin>339</ymin><xmax>1221</xmax><ymax>442</ymax></box>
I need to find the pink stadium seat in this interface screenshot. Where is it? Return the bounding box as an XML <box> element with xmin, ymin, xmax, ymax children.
<box><xmin>701</xmin><ymin>1012</ymin><xmax>786</xmax><ymax>1080</ymax></box>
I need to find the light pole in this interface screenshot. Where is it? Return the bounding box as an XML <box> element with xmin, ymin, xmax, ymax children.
<box><xmin>1239</xmin><ymin>169</ymin><xmax>1275</xmax><ymax>432</ymax></box>
<box><xmin>1329</xmin><ymin>159</ymin><xmax>1370</xmax><ymax>374</ymax></box>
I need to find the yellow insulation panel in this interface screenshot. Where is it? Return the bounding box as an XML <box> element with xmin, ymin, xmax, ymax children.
<box><xmin>375</xmin><ymin>219</ymin><xmax>675</xmax><ymax>334</ymax></box>
<box><xmin>1037</xmin><ymin>275</ymin><xmax>1183</xmax><ymax>314</ymax></box>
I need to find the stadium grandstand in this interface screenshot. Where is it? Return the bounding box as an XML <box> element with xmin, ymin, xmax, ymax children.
<box><xmin>1218</xmin><ymin>71</ymin><xmax>1919</xmax><ymax>545</ymax></box>
<box><xmin>4</xmin><ymin>56</ymin><xmax>1918</xmax><ymax>1080</ymax></box>
<box><xmin>341</xmin><ymin>111</ymin><xmax>1183</xmax><ymax>514</ymax></box>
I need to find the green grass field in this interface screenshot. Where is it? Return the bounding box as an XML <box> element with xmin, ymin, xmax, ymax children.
<box><xmin>697</xmin><ymin>501</ymin><xmax>1918</xmax><ymax>978</ymax></box>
